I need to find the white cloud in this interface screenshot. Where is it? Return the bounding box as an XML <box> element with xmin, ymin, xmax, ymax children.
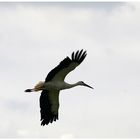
<box><xmin>0</xmin><ymin>2</ymin><xmax>140</xmax><ymax>138</ymax></box>
<box><xmin>60</xmin><ymin>133</ymin><xmax>75</xmax><ymax>138</ymax></box>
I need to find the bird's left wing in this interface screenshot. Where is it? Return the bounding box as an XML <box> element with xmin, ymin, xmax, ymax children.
<box><xmin>40</xmin><ymin>90</ymin><xmax>60</xmax><ymax>126</ymax></box>
<box><xmin>45</xmin><ymin>49</ymin><xmax>87</xmax><ymax>82</ymax></box>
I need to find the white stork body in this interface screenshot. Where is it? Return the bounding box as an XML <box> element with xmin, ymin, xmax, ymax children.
<box><xmin>43</xmin><ymin>81</ymin><xmax>85</xmax><ymax>90</ymax></box>
<box><xmin>25</xmin><ymin>49</ymin><xmax>93</xmax><ymax>126</ymax></box>
<box><xmin>44</xmin><ymin>81</ymin><xmax>71</xmax><ymax>90</ymax></box>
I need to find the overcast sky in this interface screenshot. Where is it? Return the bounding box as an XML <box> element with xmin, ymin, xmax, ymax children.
<box><xmin>0</xmin><ymin>2</ymin><xmax>140</xmax><ymax>138</ymax></box>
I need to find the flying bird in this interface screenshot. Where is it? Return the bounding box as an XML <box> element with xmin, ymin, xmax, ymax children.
<box><xmin>25</xmin><ymin>49</ymin><xmax>93</xmax><ymax>126</ymax></box>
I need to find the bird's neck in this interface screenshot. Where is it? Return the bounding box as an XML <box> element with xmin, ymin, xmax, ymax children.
<box><xmin>65</xmin><ymin>82</ymin><xmax>79</xmax><ymax>89</ymax></box>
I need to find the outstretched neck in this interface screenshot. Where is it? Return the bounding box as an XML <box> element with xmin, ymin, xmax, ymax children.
<box><xmin>64</xmin><ymin>82</ymin><xmax>79</xmax><ymax>89</ymax></box>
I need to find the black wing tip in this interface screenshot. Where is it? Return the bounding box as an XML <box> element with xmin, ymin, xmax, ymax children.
<box><xmin>71</xmin><ymin>49</ymin><xmax>87</xmax><ymax>64</ymax></box>
<box><xmin>40</xmin><ymin>114</ymin><xmax>58</xmax><ymax>126</ymax></box>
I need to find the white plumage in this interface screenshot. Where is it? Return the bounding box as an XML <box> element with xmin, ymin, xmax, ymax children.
<box><xmin>25</xmin><ymin>49</ymin><xmax>93</xmax><ymax>126</ymax></box>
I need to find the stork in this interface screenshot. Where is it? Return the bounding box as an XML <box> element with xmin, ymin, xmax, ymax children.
<box><xmin>25</xmin><ymin>49</ymin><xmax>93</xmax><ymax>126</ymax></box>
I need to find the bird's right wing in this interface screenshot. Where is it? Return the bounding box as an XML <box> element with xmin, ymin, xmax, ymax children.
<box><xmin>45</xmin><ymin>49</ymin><xmax>87</xmax><ymax>82</ymax></box>
<box><xmin>40</xmin><ymin>90</ymin><xmax>60</xmax><ymax>126</ymax></box>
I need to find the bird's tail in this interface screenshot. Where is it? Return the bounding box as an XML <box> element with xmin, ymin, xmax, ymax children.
<box><xmin>25</xmin><ymin>81</ymin><xmax>44</xmax><ymax>93</ymax></box>
<box><xmin>25</xmin><ymin>89</ymin><xmax>34</xmax><ymax>92</ymax></box>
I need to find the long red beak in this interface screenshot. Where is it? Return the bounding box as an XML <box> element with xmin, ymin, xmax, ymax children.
<box><xmin>83</xmin><ymin>83</ymin><xmax>94</xmax><ymax>89</ymax></box>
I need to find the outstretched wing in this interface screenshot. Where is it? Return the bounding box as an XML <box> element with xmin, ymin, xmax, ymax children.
<box><xmin>45</xmin><ymin>49</ymin><xmax>87</xmax><ymax>82</ymax></box>
<box><xmin>40</xmin><ymin>90</ymin><xmax>59</xmax><ymax>126</ymax></box>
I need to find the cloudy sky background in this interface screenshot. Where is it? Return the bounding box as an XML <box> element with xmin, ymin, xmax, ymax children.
<box><xmin>0</xmin><ymin>2</ymin><xmax>140</xmax><ymax>138</ymax></box>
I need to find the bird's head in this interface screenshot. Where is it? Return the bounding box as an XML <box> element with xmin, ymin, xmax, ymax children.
<box><xmin>77</xmin><ymin>81</ymin><xmax>93</xmax><ymax>89</ymax></box>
